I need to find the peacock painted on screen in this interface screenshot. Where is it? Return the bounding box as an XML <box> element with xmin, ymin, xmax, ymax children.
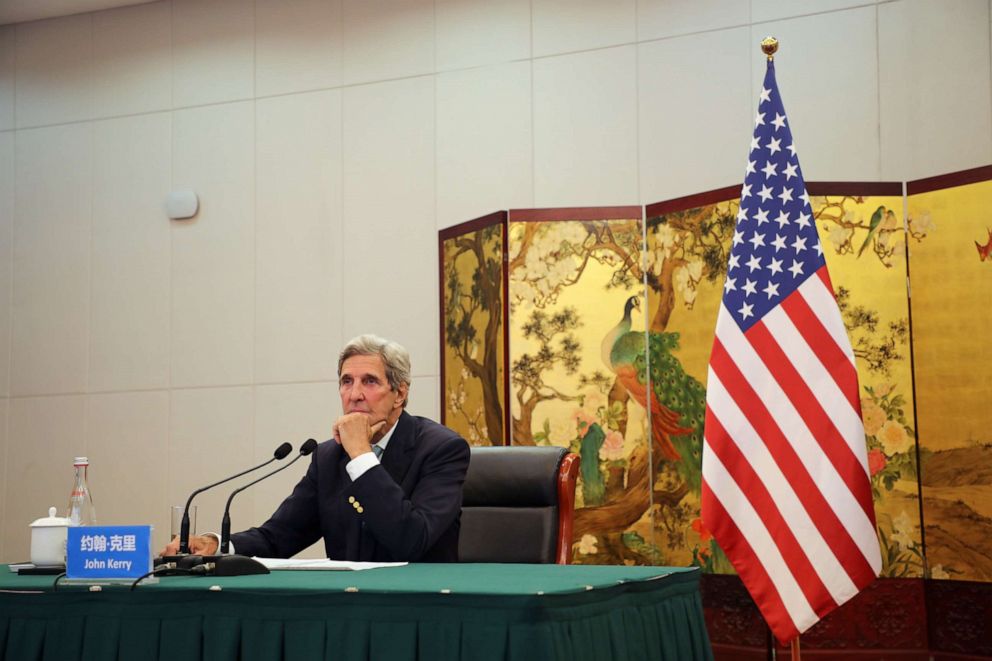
<box><xmin>600</xmin><ymin>295</ymin><xmax>706</xmax><ymax>493</ymax></box>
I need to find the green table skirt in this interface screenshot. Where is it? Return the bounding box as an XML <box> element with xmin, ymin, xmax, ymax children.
<box><xmin>0</xmin><ymin>564</ymin><xmax>712</xmax><ymax>661</ymax></box>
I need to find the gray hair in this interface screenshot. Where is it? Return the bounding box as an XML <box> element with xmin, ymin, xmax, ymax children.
<box><xmin>338</xmin><ymin>334</ymin><xmax>412</xmax><ymax>401</ymax></box>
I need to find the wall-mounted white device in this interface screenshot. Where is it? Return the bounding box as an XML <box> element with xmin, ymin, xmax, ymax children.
<box><xmin>166</xmin><ymin>190</ymin><xmax>199</xmax><ymax>220</ymax></box>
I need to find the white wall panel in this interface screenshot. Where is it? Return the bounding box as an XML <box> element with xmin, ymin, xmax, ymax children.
<box><xmin>92</xmin><ymin>1</ymin><xmax>172</xmax><ymax>118</ymax></box>
<box><xmin>0</xmin><ymin>399</ymin><xmax>7</xmax><ymax>560</ymax></box>
<box><xmin>14</xmin><ymin>14</ymin><xmax>93</xmax><ymax>128</ymax></box>
<box><xmin>256</xmin><ymin>90</ymin><xmax>342</xmax><ymax>384</ymax></box>
<box><xmin>172</xmin><ymin>0</ymin><xmax>253</xmax><ymax>107</ymax></box>
<box><xmin>169</xmin><ymin>386</ymin><xmax>255</xmax><ymax>535</ymax></box>
<box><xmin>750</xmin><ymin>7</ymin><xmax>880</xmax><ymax>181</ymax></box>
<box><xmin>751</xmin><ymin>0</ymin><xmax>874</xmax><ymax>23</ymax></box>
<box><xmin>4</xmin><ymin>395</ymin><xmax>85</xmax><ymax>562</ymax></box>
<box><xmin>0</xmin><ymin>133</ymin><xmax>12</xmax><ymax>396</ymax></box>
<box><xmin>639</xmin><ymin>28</ymin><xmax>752</xmax><ymax>203</ymax></box>
<box><xmin>533</xmin><ymin>46</ymin><xmax>638</xmax><ymax>207</ymax></box>
<box><xmin>638</xmin><ymin>0</ymin><xmax>749</xmax><ymax>40</ymax></box>
<box><xmin>533</xmin><ymin>0</ymin><xmax>636</xmax><ymax>58</ymax></box>
<box><xmin>253</xmin><ymin>381</ymin><xmax>337</xmax><ymax>558</ymax></box>
<box><xmin>342</xmin><ymin>0</ymin><xmax>433</xmax><ymax>86</ymax></box>
<box><xmin>408</xmin><ymin>374</ymin><xmax>439</xmax><ymax>422</ymax></box>
<box><xmin>435</xmin><ymin>0</ymin><xmax>530</xmax><ymax>71</ymax></box>
<box><xmin>879</xmin><ymin>0</ymin><xmax>992</xmax><ymax>180</ymax></box>
<box><xmin>90</xmin><ymin>113</ymin><xmax>171</xmax><ymax>392</ymax></box>
<box><xmin>12</xmin><ymin>124</ymin><xmax>91</xmax><ymax>396</ymax></box>
<box><xmin>255</xmin><ymin>0</ymin><xmax>342</xmax><ymax>97</ymax></box>
<box><xmin>0</xmin><ymin>26</ymin><xmax>13</xmax><ymax>131</ymax></box>
<box><xmin>172</xmin><ymin>102</ymin><xmax>254</xmax><ymax>387</ymax></box>
<box><xmin>342</xmin><ymin>77</ymin><xmax>437</xmax><ymax>376</ymax></box>
<box><xmin>85</xmin><ymin>390</ymin><xmax>170</xmax><ymax>548</ymax></box>
<box><xmin>436</xmin><ymin>61</ymin><xmax>532</xmax><ymax>229</ymax></box>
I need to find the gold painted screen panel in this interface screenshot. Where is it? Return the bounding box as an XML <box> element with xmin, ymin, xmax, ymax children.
<box><xmin>908</xmin><ymin>167</ymin><xmax>992</xmax><ymax>582</ymax></box>
<box><xmin>506</xmin><ymin>208</ymin><xmax>657</xmax><ymax>564</ymax></box>
<box><xmin>440</xmin><ymin>213</ymin><xmax>507</xmax><ymax>446</ymax></box>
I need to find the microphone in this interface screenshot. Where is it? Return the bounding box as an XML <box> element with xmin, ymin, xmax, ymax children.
<box><xmin>175</xmin><ymin>442</ymin><xmax>293</xmax><ymax>554</ymax></box>
<box><xmin>219</xmin><ymin>439</ymin><xmax>318</xmax><ymax>554</ymax></box>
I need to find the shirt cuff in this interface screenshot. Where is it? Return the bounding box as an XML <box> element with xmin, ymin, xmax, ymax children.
<box><xmin>346</xmin><ymin>451</ymin><xmax>380</xmax><ymax>481</ymax></box>
<box><xmin>202</xmin><ymin>532</ymin><xmax>229</xmax><ymax>555</ymax></box>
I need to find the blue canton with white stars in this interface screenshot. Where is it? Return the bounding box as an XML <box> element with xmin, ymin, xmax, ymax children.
<box><xmin>725</xmin><ymin>60</ymin><xmax>825</xmax><ymax>332</ymax></box>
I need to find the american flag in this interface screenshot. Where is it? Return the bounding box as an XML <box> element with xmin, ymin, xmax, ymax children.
<box><xmin>700</xmin><ymin>58</ymin><xmax>881</xmax><ymax>642</ymax></box>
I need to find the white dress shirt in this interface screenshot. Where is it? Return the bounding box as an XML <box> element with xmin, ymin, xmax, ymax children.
<box><xmin>344</xmin><ymin>420</ymin><xmax>397</xmax><ymax>481</ymax></box>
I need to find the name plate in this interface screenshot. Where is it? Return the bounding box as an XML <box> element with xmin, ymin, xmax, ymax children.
<box><xmin>66</xmin><ymin>526</ymin><xmax>152</xmax><ymax>580</ymax></box>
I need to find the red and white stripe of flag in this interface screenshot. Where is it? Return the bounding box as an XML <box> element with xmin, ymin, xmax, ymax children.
<box><xmin>702</xmin><ymin>266</ymin><xmax>881</xmax><ymax>642</ymax></box>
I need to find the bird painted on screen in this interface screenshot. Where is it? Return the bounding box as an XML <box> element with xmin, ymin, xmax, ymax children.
<box><xmin>856</xmin><ymin>205</ymin><xmax>888</xmax><ymax>258</ymax></box>
<box><xmin>976</xmin><ymin>228</ymin><xmax>992</xmax><ymax>262</ymax></box>
<box><xmin>601</xmin><ymin>296</ymin><xmax>706</xmax><ymax>489</ymax></box>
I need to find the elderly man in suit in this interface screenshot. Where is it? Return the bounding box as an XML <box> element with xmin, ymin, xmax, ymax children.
<box><xmin>166</xmin><ymin>334</ymin><xmax>471</xmax><ymax>562</ymax></box>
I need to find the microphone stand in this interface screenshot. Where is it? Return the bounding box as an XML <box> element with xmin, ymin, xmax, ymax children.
<box><xmin>160</xmin><ymin>442</ymin><xmax>292</xmax><ymax>564</ymax></box>
<box><xmin>208</xmin><ymin>439</ymin><xmax>319</xmax><ymax>577</ymax></box>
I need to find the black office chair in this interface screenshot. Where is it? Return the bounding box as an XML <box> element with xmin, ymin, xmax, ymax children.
<box><xmin>458</xmin><ymin>445</ymin><xmax>580</xmax><ymax>564</ymax></box>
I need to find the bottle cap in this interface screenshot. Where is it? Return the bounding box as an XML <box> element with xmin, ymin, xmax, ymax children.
<box><xmin>73</xmin><ymin>456</ymin><xmax>89</xmax><ymax>466</ymax></box>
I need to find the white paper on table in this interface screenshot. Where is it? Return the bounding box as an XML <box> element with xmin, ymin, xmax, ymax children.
<box><xmin>254</xmin><ymin>558</ymin><xmax>408</xmax><ymax>571</ymax></box>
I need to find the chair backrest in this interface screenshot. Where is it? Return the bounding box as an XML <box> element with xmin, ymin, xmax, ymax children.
<box><xmin>459</xmin><ymin>446</ymin><xmax>580</xmax><ymax>564</ymax></box>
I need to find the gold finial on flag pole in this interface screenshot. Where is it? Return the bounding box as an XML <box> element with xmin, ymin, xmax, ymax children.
<box><xmin>761</xmin><ymin>36</ymin><xmax>779</xmax><ymax>60</ymax></box>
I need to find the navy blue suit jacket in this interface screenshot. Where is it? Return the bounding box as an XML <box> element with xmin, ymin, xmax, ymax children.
<box><xmin>231</xmin><ymin>411</ymin><xmax>470</xmax><ymax>562</ymax></box>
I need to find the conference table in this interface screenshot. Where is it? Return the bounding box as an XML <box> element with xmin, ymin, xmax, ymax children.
<box><xmin>0</xmin><ymin>563</ymin><xmax>712</xmax><ymax>660</ymax></box>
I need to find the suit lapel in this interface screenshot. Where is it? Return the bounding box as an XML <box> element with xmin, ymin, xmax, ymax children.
<box><xmin>380</xmin><ymin>411</ymin><xmax>415</xmax><ymax>486</ymax></box>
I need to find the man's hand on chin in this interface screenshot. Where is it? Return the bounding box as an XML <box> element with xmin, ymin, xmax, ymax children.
<box><xmin>333</xmin><ymin>412</ymin><xmax>386</xmax><ymax>459</ymax></box>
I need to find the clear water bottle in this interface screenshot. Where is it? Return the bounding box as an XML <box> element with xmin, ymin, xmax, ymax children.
<box><xmin>67</xmin><ymin>456</ymin><xmax>96</xmax><ymax>526</ymax></box>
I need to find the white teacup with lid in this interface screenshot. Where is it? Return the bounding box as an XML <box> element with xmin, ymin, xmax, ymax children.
<box><xmin>30</xmin><ymin>506</ymin><xmax>69</xmax><ymax>566</ymax></box>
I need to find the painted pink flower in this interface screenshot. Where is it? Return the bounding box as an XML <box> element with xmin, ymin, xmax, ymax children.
<box><xmin>599</xmin><ymin>430</ymin><xmax>625</xmax><ymax>461</ymax></box>
<box><xmin>573</xmin><ymin>408</ymin><xmax>597</xmax><ymax>436</ymax></box>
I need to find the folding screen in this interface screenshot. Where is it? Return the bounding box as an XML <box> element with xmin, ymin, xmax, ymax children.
<box><xmin>505</xmin><ymin>207</ymin><xmax>655</xmax><ymax>564</ymax></box>
<box><xmin>439</xmin><ymin>170</ymin><xmax>991</xmax><ymax>656</ymax></box>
